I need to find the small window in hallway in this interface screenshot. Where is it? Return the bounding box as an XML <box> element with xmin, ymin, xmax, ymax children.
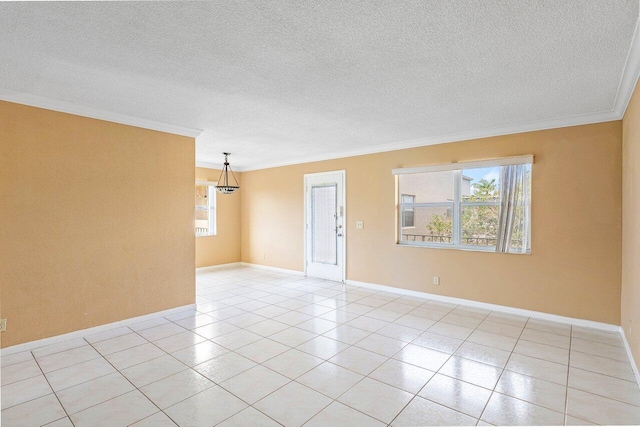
<box><xmin>196</xmin><ymin>181</ymin><xmax>216</xmax><ymax>236</ymax></box>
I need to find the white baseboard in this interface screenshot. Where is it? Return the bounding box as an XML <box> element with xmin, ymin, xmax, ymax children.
<box><xmin>346</xmin><ymin>279</ymin><xmax>620</xmax><ymax>333</ymax></box>
<box><xmin>1</xmin><ymin>304</ymin><xmax>196</xmax><ymax>356</ymax></box>
<box><xmin>196</xmin><ymin>262</ymin><xmax>242</xmax><ymax>273</ymax></box>
<box><xmin>240</xmin><ymin>262</ymin><xmax>304</xmax><ymax>276</ymax></box>
<box><xmin>236</xmin><ymin>264</ymin><xmax>619</xmax><ymax>333</ymax></box>
<box><xmin>620</xmin><ymin>327</ymin><xmax>640</xmax><ymax>387</ymax></box>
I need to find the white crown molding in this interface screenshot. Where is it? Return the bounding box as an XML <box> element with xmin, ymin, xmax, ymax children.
<box><xmin>6</xmin><ymin>15</ymin><xmax>640</xmax><ymax>173</ymax></box>
<box><xmin>1</xmin><ymin>304</ymin><xmax>196</xmax><ymax>356</ymax></box>
<box><xmin>208</xmin><ymin>16</ymin><xmax>640</xmax><ymax>173</ymax></box>
<box><xmin>195</xmin><ymin>161</ymin><xmax>230</xmax><ymax>171</ymax></box>
<box><xmin>237</xmin><ymin>110</ymin><xmax>620</xmax><ymax>171</ymax></box>
<box><xmin>0</xmin><ymin>89</ymin><xmax>203</xmax><ymax>138</ymax></box>
<box><xmin>614</xmin><ymin>14</ymin><xmax>640</xmax><ymax>118</ymax></box>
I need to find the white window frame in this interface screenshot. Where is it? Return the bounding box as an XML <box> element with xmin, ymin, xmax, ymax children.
<box><xmin>196</xmin><ymin>180</ymin><xmax>216</xmax><ymax>236</ymax></box>
<box><xmin>394</xmin><ymin>156</ymin><xmax>532</xmax><ymax>253</ymax></box>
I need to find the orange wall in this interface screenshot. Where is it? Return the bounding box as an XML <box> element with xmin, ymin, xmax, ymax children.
<box><xmin>622</xmin><ymin>83</ymin><xmax>640</xmax><ymax>363</ymax></box>
<box><xmin>241</xmin><ymin>122</ymin><xmax>622</xmax><ymax>324</ymax></box>
<box><xmin>195</xmin><ymin>167</ymin><xmax>241</xmax><ymax>267</ymax></box>
<box><xmin>0</xmin><ymin>101</ymin><xmax>195</xmax><ymax>348</ymax></box>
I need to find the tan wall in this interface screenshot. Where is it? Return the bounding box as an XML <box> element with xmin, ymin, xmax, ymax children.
<box><xmin>241</xmin><ymin>122</ymin><xmax>622</xmax><ymax>324</ymax></box>
<box><xmin>195</xmin><ymin>167</ymin><xmax>241</xmax><ymax>267</ymax></box>
<box><xmin>0</xmin><ymin>101</ymin><xmax>195</xmax><ymax>348</ymax></box>
<box><xmin>622</xmin><ymin>83</ymin><xmax>640</xmax><ymax>364</ymax></box>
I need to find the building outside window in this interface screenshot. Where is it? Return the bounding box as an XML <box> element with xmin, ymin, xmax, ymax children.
<box><xmin>396</xmin><ymin>158</ymin><xmax>532</xmax><ymax>254</ymax></box>
<box><xmin>400</xmin><ymin>194</ymin><xmax>416</xmax><ymax>227</ymax></box>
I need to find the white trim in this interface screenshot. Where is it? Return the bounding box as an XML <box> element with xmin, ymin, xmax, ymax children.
<box><xmin>620</xmin><ymin>327</ymin><xmax>640</xmax><ymax>387</ymax></box>
<box><xmin>221</xmin><ymin>263</ymin><xmax>624</xmax><ymax>337</ymax></box>
<box><xmin>614</xmin><ymin>16</ymin><xmax>640</xmax><ymax>118</ymax></box>
<box><xmin>196</xmin><ymin>162</ymin><xmax>231</xmax><ymax>171</ymax></box>
<box><xmin>1</xmin><ymin>304</ymin><xmax>196</xmax><ymax>356</ymax></box>
<box><xmin>240</xmin><ymin>262</ymin><xmax>304</xmax><ymax>276</ymax></box>
<box><xmin>196</xmin><ymin>262</ymin><xmax>242</xmax><ymax>272</ymax></box>
<box><xmin>345</xmin><ymin>279</ymin><xmax>620</xmax><ymax>332</ymax></box>
<box><xmin>303</xmin><ymin>170</ymin><xmax>347</xmax><ymax>283</ymax></box>
<box><xmin>236</xmin><ymin>112</ymin><xmax>617</xmax><ymax>172</ymax></box>
<box><xmin>0</xmin><ymin>89</ymin><xmax>203</xmax><ymax>138</ymax></box>
<box><xmin>392</xmin><ymin>155</ymin><xmax>534</xmax><ymax>175</ymax></box>
<box><xmin>303</xmin><ymin>177</ymin><xmax>307</xmax><ymax>278</ymax></box>
<box><xmin>204</xmin><ymin>17</ymin><xmax>640</xmax><ymax>173</ymax></box>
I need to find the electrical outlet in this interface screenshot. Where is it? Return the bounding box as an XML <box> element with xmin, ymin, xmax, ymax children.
<box><xmin>0</xmin><ymin>318</ymin><xmax>6</xmax><ymax>332</ymax></box>
<box><xmin>433</xmin><ymin>276</ymin><xmax>440</xmax><ymax>285</ymax></box>
<box><xmin>262</xmin><ymin>253</ymin><xmax>266</xmax><ymax>260</ymax></box>
<box><xmin>356</xmin><ymin>221</ymin><xmax>364</xmax><ymax>229</ymax></box>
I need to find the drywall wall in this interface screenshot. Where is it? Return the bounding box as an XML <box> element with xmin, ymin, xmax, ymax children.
<box><xmin>195</xmin><ymin>167</ymin><xmax>241</xmax><ymax>267</ymax></box>
<box><xmin>622</xmin><ymin>82</ymin><xmax>640</xmax><ymax>364</ymax></box>
<box><xmin>241</xmin><ymin>122</ymin><xmax>622</xmax><ymax>324</ymax></box>
<box><xmin>0</xmin><ymin>101</ymin><xmax>195</xmax><ymax>348</ymax></box>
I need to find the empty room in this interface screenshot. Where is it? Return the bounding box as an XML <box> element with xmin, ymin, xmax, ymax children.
<box><xmin>2</xmin><ymin>1</ymin><xmax>640</xmax><ymax>426</ymax></box>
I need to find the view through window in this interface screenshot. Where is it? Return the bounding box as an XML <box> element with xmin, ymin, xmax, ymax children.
<box><xmin>399</xmin><ymin>163</ymin><xmax>531</xmax><ymax>253</ymax></box>
<box><xmin>195</xmin><ymin>181</ymin><xmax>216</xmax><ymax>236</ymax></box>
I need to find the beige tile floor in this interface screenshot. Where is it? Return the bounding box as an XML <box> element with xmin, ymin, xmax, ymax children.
<box><xmin>2</xmin><ymin>266</ymin><xmax>640</xmax><ymax>426</ymax></box>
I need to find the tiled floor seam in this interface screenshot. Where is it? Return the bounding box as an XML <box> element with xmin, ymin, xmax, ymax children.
<box><xmin>204</xmin><ymin>287</ymin><xmax>397</xmax><ymax>424</ymax></box>
<box><xmin>388</xmin><ymin>304</ymin><xmax>493</xmax><ymax>425</ymax></box>
<box><xmin>81</xmin><ymin>338</ymin><xmax>174</xmax><ymax>425</ymax></box>
<box><xmin>94</xmin><ymin>326</ymin><xmax>268</xmax><ymax>425</ymax></box>
<box><xmin>7</xmin><ymin>268</ymin><xmax>639</xmax><ymax>426</ymax></box>
<box><xmin>30</xmin><ymin>349</ymin><xmax>76</xmax><ymax>426</ymax></box>
<box><xmin>563</xmin><ymin>325</ymin><xmax>573</xmax><ymax>425</ymax></box>
<box><xmin>569</xmin><ymin>349</ymin><xmax>638</xmax><ymax>381</ymax></box>
<box><xmin>477</xmin><ymin>315</ymin><xmax>531</xmax><ymax>424</ymax></box>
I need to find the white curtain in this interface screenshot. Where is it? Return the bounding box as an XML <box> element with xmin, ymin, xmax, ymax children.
<box><xmin>496</xmin><ymin>164</ymin><xmax>525</xmax><ymax>253</ymax></box>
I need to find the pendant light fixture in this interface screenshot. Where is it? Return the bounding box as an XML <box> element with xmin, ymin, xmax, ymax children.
<box><xmin>215</xmin><ymin>152</ymin><xmax>240</xmax><ymax>194</ymax></box>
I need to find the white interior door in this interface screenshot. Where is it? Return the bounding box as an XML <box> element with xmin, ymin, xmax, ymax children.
<box><xmin>305</xmin><ymin>171</ymin><xmax>345</xmax><ymax>282</ymax></box>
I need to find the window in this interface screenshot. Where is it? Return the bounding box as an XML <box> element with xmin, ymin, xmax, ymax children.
<box><xmin>401</xmin><ymin>194</ymin><xmax>415</xmax><ymax>227</ymax></box>
<box><xmin>395</xmin><ymin>156</ymin><xmax>532</xmax><ymax>253</ymax></box>
<box><xmin>195</xmin><ymin>181</ymin><xmax>216</xmax><ymax>236</ymax></box>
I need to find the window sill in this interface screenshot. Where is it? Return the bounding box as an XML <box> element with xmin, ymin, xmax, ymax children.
<box><xmin>396</xmin><ymin>242</ymin><xmax>530</xmax><ymax>255</ymax></box>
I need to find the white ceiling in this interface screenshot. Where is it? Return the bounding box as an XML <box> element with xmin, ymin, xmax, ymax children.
<box><xmin>1</xmin><ymin>1</ymin><xmax>638</xmax><ymax>171</ymax></box>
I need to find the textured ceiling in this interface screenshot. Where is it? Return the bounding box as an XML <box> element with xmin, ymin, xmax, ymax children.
<box><xmin>1</xmin><ymin>1</ymin><xmax>638</xmax><ymax>170</ymax></box>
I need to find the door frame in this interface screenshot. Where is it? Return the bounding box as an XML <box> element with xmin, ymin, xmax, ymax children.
<box><xmin>303</xmin><ymin>170</ymin><xmax>346</xmax><ymax>282</ymax></box>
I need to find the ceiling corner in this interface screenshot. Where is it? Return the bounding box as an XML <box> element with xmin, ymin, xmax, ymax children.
<box><xmin>613</xmin><ymin>16</ymin><xmax>640</xmax><ymax>119</ymax></box>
